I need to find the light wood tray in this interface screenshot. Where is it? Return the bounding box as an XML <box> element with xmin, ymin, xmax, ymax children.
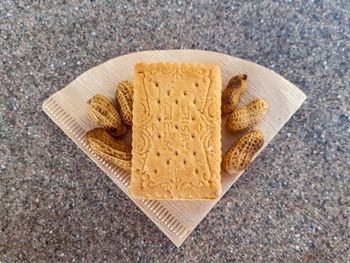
<box><xmin>42</xmin><ymin>50</ymin><xmax>306</xmax><ymax>247</ymax></box>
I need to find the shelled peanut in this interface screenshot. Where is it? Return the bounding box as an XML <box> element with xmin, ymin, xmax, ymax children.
<box><xmin>221</xmin><ymin>74</ymin><xmax>248</xmax><ymax>114</ymax></box>
<box><xmin>115</xmin><ymin>80</ymin><xmax>134</xmax><ymax>126</ymax></box>
<box><xmin>222</xmin><ymin>129</ymin><xmax>264</xmax><ymax>174</ymax></box>
<box><xmin>226</xmin><ymin>98</ymin><xmax>268</xmax><ymax>132</ymax></box>
<box><xmin>88</xmin><ymin>94</ymin><xmax>126</xmax><ymax>137</ymax></box>
<box><xmin>86</xmin><ymin>128</ymin><xmax>132</xmax><ymax>171</ymax></box>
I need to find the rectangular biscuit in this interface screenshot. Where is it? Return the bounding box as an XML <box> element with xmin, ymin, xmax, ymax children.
<box><xmin>130</xmin><ymin>63</ymin><xmax>222</xmax><ymax>199</ymax></box>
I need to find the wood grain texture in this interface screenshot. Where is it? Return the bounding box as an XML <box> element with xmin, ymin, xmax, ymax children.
<box><xmin>42</xmin><ymin>50</ymin><xmax>306</xmax><ymax>247</ymax></box>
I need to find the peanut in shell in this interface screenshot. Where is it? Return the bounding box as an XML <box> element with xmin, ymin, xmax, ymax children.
<box><xmin>115</xmin><ymin>80</ymin><xmax>133</xmax><ymax>126</ymax></box>
<box><xmin>226</xmin><ymin>98</ymin><xmax>268</xmax><ymax>132</ymax></box>
<box><xmin>86</xmin><ymin>128</ymin><xmax>132</xmax><ymax>171</ymax></box>
<box><xmin>88</xmin><ymin>94</ymin><xmax>126</xmax><ymax>137</ymax></box>
<box><xmin>222</xmin><ymin>129</ymin><xmax>264</xmax><ymax>174</ymax></box>
<box><xmin>221</xmin><ymin>73</ymin><xmax>248</xmax><ymax>114</ymax></box>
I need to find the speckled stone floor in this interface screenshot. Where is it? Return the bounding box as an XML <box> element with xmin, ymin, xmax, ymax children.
<box><xmin>1</xmin><ymin>1</ymin><xmax>349</xmax><ymax>262</ymax></box>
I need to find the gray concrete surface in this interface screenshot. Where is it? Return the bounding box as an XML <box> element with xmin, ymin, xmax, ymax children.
<box><xmin>1</xmin><ymin>0</ymin><xmax>349</xmax><ymax>262</ymax></box>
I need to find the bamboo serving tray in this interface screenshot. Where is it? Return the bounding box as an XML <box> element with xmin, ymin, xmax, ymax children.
<box><xmin>42</xmin><ymin>50</ymin><xmax>306</xmax><ymax>247</ymax></box>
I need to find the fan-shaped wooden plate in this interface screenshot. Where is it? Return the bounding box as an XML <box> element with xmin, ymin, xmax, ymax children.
<box><xmin>42</xmin><ymin>50</ymin><xmax>306</xmax><ymax>247</ymax></box>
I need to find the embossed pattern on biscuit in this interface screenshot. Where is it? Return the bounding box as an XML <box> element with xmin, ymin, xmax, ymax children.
<box><xmin>131</xmin><ymin>63</ymin><xmax>222</xmax><ymax>200</ymax></box>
